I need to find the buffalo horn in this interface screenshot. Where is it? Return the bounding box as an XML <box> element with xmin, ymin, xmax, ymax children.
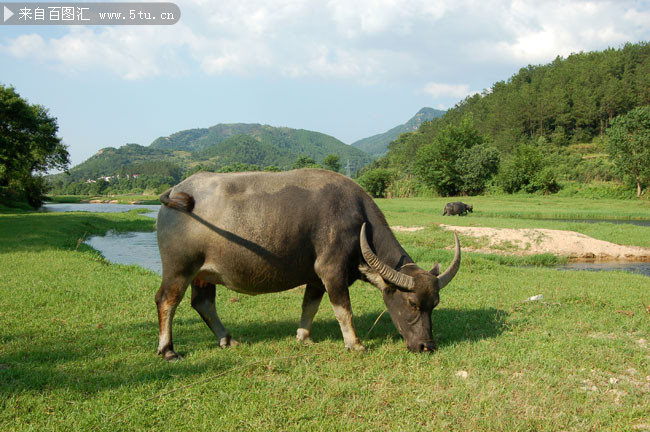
<box><xmin>360</xmin><ymin>223</ymin><xmax>415</xmax><ymax>291</ymax></box>
<box><xmin>437</xmin><ymin>232</ymin><xmax>461</xmax><ymax>290</ymax></box>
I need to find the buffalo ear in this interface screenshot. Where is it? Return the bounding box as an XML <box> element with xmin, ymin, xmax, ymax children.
<box><xmin>430</xmin><ymin>262</ymin><xmax>440</xmax><ymax>276</ymax></box>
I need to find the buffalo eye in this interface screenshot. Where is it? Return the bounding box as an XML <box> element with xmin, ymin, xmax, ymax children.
<box><xmin>408</xmin><ymin>299</ymin><xmax>419</xmax><ymax>310</ymax></box>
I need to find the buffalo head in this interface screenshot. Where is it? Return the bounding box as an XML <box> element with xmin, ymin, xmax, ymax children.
<box><xmin>360</xmin><ymin>223</ymin><xmax>460</xmax><ymax>352</ymax></box>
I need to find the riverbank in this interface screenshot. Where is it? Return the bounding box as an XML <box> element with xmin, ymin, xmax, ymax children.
<box><xmin>47</xmin><ymin>194</ymin><xmax>160</xmax><ymax>205</ymax></box>
<box><xmin>440</xmin><ymin>224</ymin><xmax>650</xmax><ymax>261</ymax></box>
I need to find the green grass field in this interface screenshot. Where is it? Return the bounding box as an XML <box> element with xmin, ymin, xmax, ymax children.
<box><xmin>0</xmin><ymin>197</ymin><xmax>648</xmax><ymax>431</ymax></box>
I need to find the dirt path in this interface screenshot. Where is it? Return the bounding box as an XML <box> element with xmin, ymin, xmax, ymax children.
<box><xmin>436</xmin><ymin>224</ymin><xmax>650</xmax><ymax>261</ymax></box>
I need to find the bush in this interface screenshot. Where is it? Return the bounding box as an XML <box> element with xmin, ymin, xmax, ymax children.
<box><xmin>323</xmin><ymin>154</ymin><xmax>341</xmax><ymax>172</ymax></box>
<box><xmin>456</xmin><ymin>144</ymin><xmax>501</xmax><ymax>195</ymax></box>
<box><xmin>498</xmin><ymin>144</ymin><xmax>559</xmax><ymax>194</ymax></box>
<box><xmin>357</xmin><ymin>168</ymin><xmax>395</xmax><ymax>198</ymax></box>
<box><xmin>414</xmin><ymin>116</ymin><xmax>486</xmax><ymax>196</ymax></box>
<box><xmin>556</xmin><ymin>181</ymin><xmax>639</xmax><ymax>199</ymax></box>
<box><xmin>385</xmin><ymin>174</ymin><xmax>436</xmax><ymax>198</ymax></box>
<box><xmin>293</xmin><ymin>156</ymin><xmax>321</xmax><ymax>169</ymax></box>
<box><xmin>529</xmin><ymin>167</ymin><xmax>560</xmax><ymax>194</ymax></box>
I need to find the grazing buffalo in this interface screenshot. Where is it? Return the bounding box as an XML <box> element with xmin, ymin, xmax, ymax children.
<box><xmin>155</xmin><ymin>169</ymin><xmax>460</xmax><ymax>360</ymax></box>
<box><xmin>442</xmin><ymin>202</ymin><xmax>473</xmax><ymax>216</ymax></box>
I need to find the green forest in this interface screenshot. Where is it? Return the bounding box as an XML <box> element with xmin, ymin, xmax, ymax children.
<box><xmin>359</xmin><ymin>42</ymin><xmax>650</xmax><ymax>199</ymax></box>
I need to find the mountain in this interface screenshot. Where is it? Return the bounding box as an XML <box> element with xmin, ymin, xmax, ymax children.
<box><xmin>154</xmin><ymin>123</ymin><xmax>373</xmax><ymax>172</ymax></box>
<box><xmin>351</xmin><ymin>107</ymin><xmax>445</xmax><ymax>157</ymax></box>
<box><xmin>64</xmin><ymin>143</ymin><xmax>171</xmax><ymax>181</ymax></box>
<box><xmin>64</xmin><ymin>123</ymin><xmax>373</xmax><ymax>181</ymax></box>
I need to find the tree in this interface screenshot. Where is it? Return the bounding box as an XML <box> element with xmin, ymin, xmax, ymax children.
<box><xmin>323</xmin><ymin>154</ymin><xmax>341</xmax><ymax>172</ymax></box>
<box><xmin>292</xmin><ymin>155</ymin><xmax>320</xmax><ymax>169</ymax></box>
<box><xmin>357</xmin><ymin>168</ymin><xmax>394</xmax><ymax>198</ymax></box>
<box><xmin>88</xmin><ymin>179</ymin><xmax>108</xmax><ymax>196</ymax></box>
<box><xmin>606</xmin><ymin>106</ymin><xmax>650</xmax><ymax>198</ymax></box>
<box><xmin>498</xmin><ymin>144</ymin><xmax>559</xmax><ymax>194</ymax></box>
<box><xmin>456</xmin><ymin>144</ymin><xmax>500</xmax><ymax>195</ymax></box>
<box><xmin>413</xmin><ymin>116</ymin><xmax>485</xmax><ymax>196</ymax></box>
<box><xmin>0</xmin><ymin>85</ymin><xmax>69</xmax><ymax>207</ymax></box>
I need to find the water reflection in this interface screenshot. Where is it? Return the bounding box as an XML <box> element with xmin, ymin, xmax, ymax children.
<box><xmin>85</xmin><ymin>230</ymin><xmax>161</xmax><ymax>274</ymax></box>
<box><xmin>42</xmin><ymin>203</ymin><xmax>160</xmax><ymax>218</ymax></box>
<box><xmin>534</xmin><ymin>218</ymin><xmax>650</xmax><ymax>227</ymax></box>
<box><xmin>556</xmin><ymin>261</ymin><xmax>650</xmax><ymax>277</ymax></box>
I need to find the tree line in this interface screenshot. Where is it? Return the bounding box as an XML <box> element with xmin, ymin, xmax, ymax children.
<box><xmin>46</xmin><ymin>154</ymin><xmax>344</xmax><ymax>197</ymax></box>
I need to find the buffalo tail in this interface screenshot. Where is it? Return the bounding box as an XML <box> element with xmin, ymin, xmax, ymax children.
<box><xmin>159</xmin><ymin>189</ymin><xmax>195</xmax><ymax>212</ymax></box>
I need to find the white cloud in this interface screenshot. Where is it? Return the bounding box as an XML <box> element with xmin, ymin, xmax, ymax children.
<box><xmin>1</xmin><ymin>25</ymin><xmax>194</xmax><ymax>79</ymax></box>
<box><xmin>478</xmin><ymin>0</ymin><xmax>649</xmax><ymax>64</ymax></box>
<box><xmin>2</xmin><ymin>33</ymin><xmax>46</xmax><ymax>57</ymax></box>
<box><xmin>326</xmin><ymin>0</ymin><xmax>449</xmax><ymax>37</ymax></box>
<box><xmin>1</xmin><ymin>0</ymin><xmax>648</xmax><ymax>84</ymax></box>
<box><xmin>422</xmin><ymin>82</ymin><xmax>475</xmax><ymax>99</ymax></box>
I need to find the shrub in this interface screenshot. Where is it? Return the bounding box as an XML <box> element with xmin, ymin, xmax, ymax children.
<box><xmin>498</xmin><ymin>144</ymin><xmax>559</xmax><ymax>194</ymax></box>
<box><xmin>385</xmin><ymin>174</ymin><xmax>436</xmax><ymax>198</ymax></box>
<box><xmin>456</xmin><ymin>144</ymin><xmax>501</xmax><ymax>195</ymax></box>
<box><xmin>357</xmin><ymin>168</ymin><xmax>395</xmax><ymax>198</ymax></box>
<box><xmin>414</xmin><ymin>116</ymin><xmax>486</xmax><ymax>196</ymax></box>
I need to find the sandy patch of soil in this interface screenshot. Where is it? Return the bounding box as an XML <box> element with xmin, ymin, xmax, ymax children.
<box><xmin>83</xmin><ymin>199</ymin><xmax>119</xmax><ymax>204</ymax></box>
<box><xmin>439</xmin><ymin>224</ymin><xmax>650</xmax><ymax>261</ymax></box>
<box><xmin>392</xmin><ymin>226</ymin><xmax>425</xmax><ymax>232</ymax></box>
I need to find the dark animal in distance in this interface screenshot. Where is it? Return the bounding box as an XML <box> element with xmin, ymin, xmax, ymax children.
<box><xmin>155</xmin><ymin>169</ymin><xmax>460</xmax><ymax>360</ymax></box>
<box><xmin>442</xmin><ymin>202</ymin><xmax>473</xmax><ymax>216</ymax></box>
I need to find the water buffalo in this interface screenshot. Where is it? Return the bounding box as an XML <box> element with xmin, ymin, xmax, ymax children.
<box><xmin>442</xmin><ymin>202</ymin><xmax>473</xmax><ymax>216</ymax></box>
<box><xmin>155</xmin><ymin>169</ymin><xmax>460</xmax><ymax>360</ymax></box>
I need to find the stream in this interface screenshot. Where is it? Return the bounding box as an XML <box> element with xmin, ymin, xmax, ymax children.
<box><xmin>42</xmin><ymin>203</ymin><xmax>650</xmax><ymax>277</ymax></box>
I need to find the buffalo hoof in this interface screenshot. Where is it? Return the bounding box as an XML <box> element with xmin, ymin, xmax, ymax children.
<box><xmin>219</xmin><ymin>335</ymin><xmax>240</xmax><ymax>348</ymax></box>
<box><xmin>159</xmin><ymin>349</ymin><xmax>182</xmax><ymax>362</ymax></box>
<box><xmin>346</xmin><ymin>342</ymin><xmax>366</xmax><ymax>352</ymax></box>
<box><xmin>297</xmin><ymin>337</ymin><xmax>314</xmax><ymax>346</ymax></box>
<box><xmin>296</xmin><ymin>328</ymin><xmax>314</xmax><ymax>345</ymax></box>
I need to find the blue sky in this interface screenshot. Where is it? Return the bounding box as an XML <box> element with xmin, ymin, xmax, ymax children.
<box><xmin>2</xmin><ymin>0</ymin><xmax>649</xmax><ymax>167</ymax></box>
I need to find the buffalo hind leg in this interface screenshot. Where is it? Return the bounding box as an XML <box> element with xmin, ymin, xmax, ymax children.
<box><xmin>155</xmin><ymin>274</ymin><xmax>191</xmax><ymax>361</ymax></box>
<box><xmin>190</xmin><ymin>279</ymin><xmax>239</xmax><ymax>348</ymax></box>
<box><xmin>297</xmin><ymin>283</ymin><xmax>326</xmax><ymax>345</ymax></box>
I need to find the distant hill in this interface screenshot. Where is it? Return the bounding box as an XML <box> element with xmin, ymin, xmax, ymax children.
<box><xmin>351</xmin><ymin>107</ymin><xmax>445</xmax><ymax>157</ymax></box>
<box><xmin>64</xmin><ymin>123</ymin><xmax>373</xmax><ymax>181</ymax></box>
<box><xmin>64</xmin><ymin>143</ymin><xmax>171</xmax><ymax>181</ymax></box>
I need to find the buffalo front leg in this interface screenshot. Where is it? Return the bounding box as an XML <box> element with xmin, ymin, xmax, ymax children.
<box><xmin>296</xmin><ymin>283</ymin><xmax>326</xmax><ymax>345</ymax></box>
<box><xmin>322</xmin><ymin>277</ymin><xmax>365</xmax><ymax>352</ymax></box>
<box><xmin>155</xmin><ymin>274</ymin><xmax>191</xmax><ymax>361</ymax></box>
<box><xmin>190</xmin><ymin>279</ymin><xmax>239</xmax><ymax>348</ymax></box>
